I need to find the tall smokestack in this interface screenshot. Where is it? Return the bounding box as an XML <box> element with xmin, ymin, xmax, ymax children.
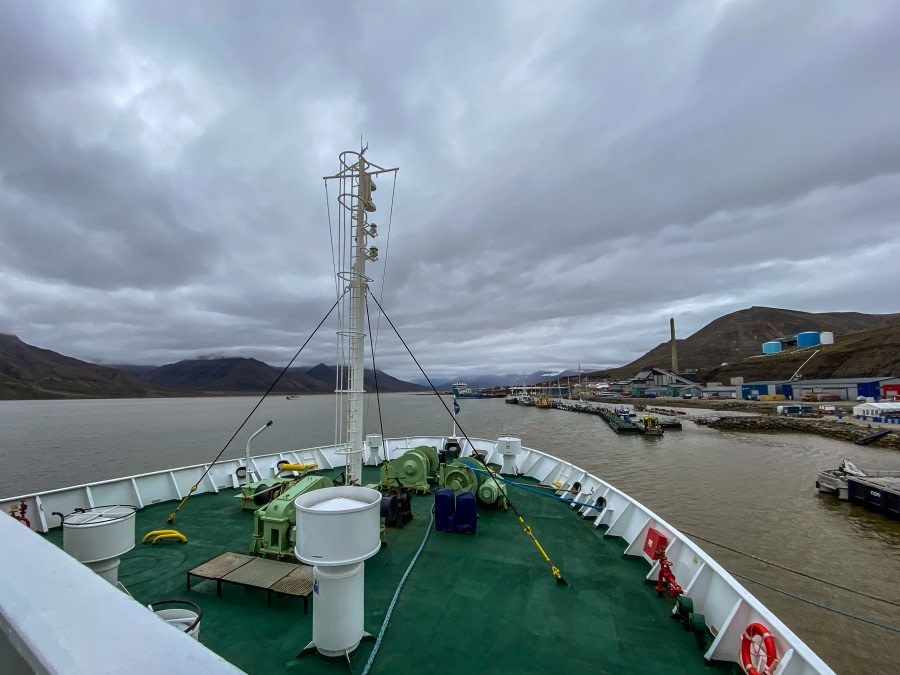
<box><xmin>670</xmin><ymin>317</ymin><xmax>679</xmax><ymax>374</ymax></box>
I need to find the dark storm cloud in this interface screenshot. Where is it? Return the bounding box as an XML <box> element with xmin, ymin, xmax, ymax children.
<box><xmin>1</xmin><ymin>1</ymin><xmax>898</xmax><ymax>380</ymax></box>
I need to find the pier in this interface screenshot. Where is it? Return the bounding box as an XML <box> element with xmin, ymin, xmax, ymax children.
<box><xmin>855</xmin><ymin>429</ymin><xmax>890</xmax><ymax>445</ymax></box>
<box><xmin>552</xmin><ymin>400</ymin><xmax>646</xmax><ymax>434</ymax></box>
<box><xmin>596</xmin><ymin>407</ymin><xmax>642</xmax><ymax>433</ymax></box>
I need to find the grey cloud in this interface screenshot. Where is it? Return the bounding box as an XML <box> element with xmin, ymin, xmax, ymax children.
<box><xmin>1</xmin><ymin>1</ymin><xmax>898</xmax><ymax>381</ymax></box>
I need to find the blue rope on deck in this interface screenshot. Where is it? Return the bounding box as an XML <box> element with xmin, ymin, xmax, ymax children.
<box><xmin>362</xmin><ymin>505</ymin><xmax>435</xmax><ymax>675</ymax></box>
<box><xmin>469</xmin><ymin>467</ymin><xmax>603</xmax><ymax>511</ymax></box>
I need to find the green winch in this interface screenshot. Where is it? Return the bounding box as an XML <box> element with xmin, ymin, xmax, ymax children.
<box><xmin>437</xmin><ymin>459</ymin><xmax>478</xmax><ymax>495</ymax></box>
<box><xmin>236</xmin><ymin>461</ymin><xmax>320</xmax><ymax>511</ymax></box>
<box><xmin>450</xmin><ymin>457</ymin><xmax>508</xmax><ymax>510</ymax></box>
<box><xmin>249</xmin><ymin>475</ymin><xmax>333</xmax><ymax>559</ymax></box>
<box><xmin>379</xmin><ymin>445</ymin><xmax>440</xmax><ymax>492</ymax></box>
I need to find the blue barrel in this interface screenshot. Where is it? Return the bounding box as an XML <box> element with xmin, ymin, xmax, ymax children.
<box><xmin>454</xmin><ymin>492</ymin><xmax>478</xmax><ymax>534</ymax></box>
<box><xmin>434</xmin><ymin>489</ymin><xmax>456</xmax><ymax>532</ymax></box>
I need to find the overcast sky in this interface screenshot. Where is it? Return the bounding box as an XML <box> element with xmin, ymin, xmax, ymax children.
<box><xmin>1</xmin><ymin>1</ymin><xmax>898</xmax><ymax>381</ymax></box>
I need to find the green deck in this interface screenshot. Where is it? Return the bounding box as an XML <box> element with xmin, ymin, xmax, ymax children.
<box><xmin>46</xmin><ymin>469</ymin><xmax>740</xmax><ymax>674</ymax></box>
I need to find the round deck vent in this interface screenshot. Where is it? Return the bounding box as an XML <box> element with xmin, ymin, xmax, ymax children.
<box><xmin>294</xmin><ymin>486</ymin><xmax>382</xmax><ymax>658</ymax></box>
<box><xmin>62</xmin><ymin>504</ymin><xmax>137</xmax><ymax>585</ymax></box>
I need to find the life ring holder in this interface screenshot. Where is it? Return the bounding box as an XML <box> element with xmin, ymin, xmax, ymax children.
<box><xmin>740</xmin><ymin>622</ymin><xmax>778</xmax><ymax>675</ymax></box>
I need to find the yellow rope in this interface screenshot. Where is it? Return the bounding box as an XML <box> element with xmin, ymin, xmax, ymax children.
<box><xmin>519</xmin><ymin>516</ymin><xmax>567</xmax><ymax>584</ymax></box>
<box><xmin>166</xmin><ymin>485</ymin><xmax>198</xmax><ymax>523</ymax></box>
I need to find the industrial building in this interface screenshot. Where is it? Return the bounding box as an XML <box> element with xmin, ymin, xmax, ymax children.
<box><xmin>741</xmin><ymin>381</ymin><xmax>789</xmax><ymax>398</ymax></box>
<box><xmin>785</xmin><ymin>378</ymin><xmax>900</xmax><ymax>401</ymax></box>
<box><xmin>625</xmin><ymin>368</ymin><xmax>698</xmax><ymax>398</ymax></box>
<box><xmin>740</xmin><ymin>377</ymin><xmax>900</xmax><ymax>401</ymax></box>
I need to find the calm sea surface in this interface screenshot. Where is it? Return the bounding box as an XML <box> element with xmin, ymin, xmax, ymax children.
<box><xmin>2</xmin><ymin>394</ymin><xmax>898</xmax><ymax>672</ymax></box>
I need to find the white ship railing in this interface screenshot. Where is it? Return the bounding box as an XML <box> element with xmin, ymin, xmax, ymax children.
<box><xmin>0</xmin><ymin>436</ymin><xmax>833</xmax><ymax>675</ymax></box>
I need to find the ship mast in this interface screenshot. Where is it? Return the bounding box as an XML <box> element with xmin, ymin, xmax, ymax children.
<box><xmin>326</xmin><ymin>147</ymin><xmax>397</xmax><ymax>485</ymax></box>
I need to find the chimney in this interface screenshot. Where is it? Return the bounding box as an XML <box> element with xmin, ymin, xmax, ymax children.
<box><xmin>670</xmin><ymin>317</ymin><xmax>679</xmax><ymax>374</ymax></box>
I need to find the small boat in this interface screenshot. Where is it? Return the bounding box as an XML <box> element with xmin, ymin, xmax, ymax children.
<box><xmin>535</xmin><ymin>393</ymin><xmax>551</xmax><ymax>409</ymax></box>
<box><xmin>639</xmin><ymin>414</ymin><xmax>664</xmax><ymax>436</ymax></box>
<box><xmin>816</xmin><ymin>457</ymin><xmax>900</xmax><ymax>501</ymax></box>
<box><xmin>285</xmin><ymin>394</ymin><xmax>299</xmax><ymax>400</ymax></box>
<box><xmin>614</xmin><ymin>405</ymin><xmax>634</xmax><ymax>421</ymax></box>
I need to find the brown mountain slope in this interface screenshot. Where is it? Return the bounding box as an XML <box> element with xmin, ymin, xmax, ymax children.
<box><xmin>701</xmin><ymin>323</ymin><xmax>900</xmax><ymax>383</ymax></box>
<box><xmin>135</xmin><ymin>359</ymin><xmax>425</xmax><ymax>393</ymax></box>
<box><xmin>0</xmin><ymin>335</ymin><xmax>426</xmax><ymax>400</ymax></box>
<box><xmin>601</xmin><ymin>307</ymin><xmax>900</xmax><ymax>378</ymax></box>
<box><xmin>0</xmin><ymin>334</ymin><xmax>161</xmax><ymax>400</ymax></box>
<box><xmin>137</xmin><ymin>358</ymin><xmax>326</xmax><ymax>393</ymax></box>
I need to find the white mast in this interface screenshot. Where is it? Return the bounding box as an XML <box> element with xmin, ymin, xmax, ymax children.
<box><xmin>327</xmin><ymin>147</ymin><xmax>397</xmax><ymax>485</ymax></box>
<box><xmin>345</xmin><ymin>154</ymin><xmax>370</xmax><ymax>485</ymax></box>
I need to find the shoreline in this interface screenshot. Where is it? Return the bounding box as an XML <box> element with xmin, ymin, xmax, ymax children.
<box><xmin>616</xmin><ymin>396</ymin><xmax>900</xmax><ymax>451</ymax></box>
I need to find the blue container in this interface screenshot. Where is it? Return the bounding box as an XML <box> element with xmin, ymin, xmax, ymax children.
<box><xmin>762</xmin><ymin>341</ymin><xmax>782</xmax><ymax>354</ymax></box>
<box><xmin>796</xmin><ymin>331</ymin><xmax>821</xmax><ymax>348</ymax></box>
<box><xmin>435</xmin><ymin>489</ymin><xmax>456</xmax><ymax>532</ymax></box>
<box><xmin>454</xmin><ymin>492</ymin><xmax>478</xmax><ymax>534</ymax></box>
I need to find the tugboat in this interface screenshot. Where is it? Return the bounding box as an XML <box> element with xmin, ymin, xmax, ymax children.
<box><xmin>639</xmin><ymin>414</ymin><xmax>664</xmax><ymax>436</ymax></box>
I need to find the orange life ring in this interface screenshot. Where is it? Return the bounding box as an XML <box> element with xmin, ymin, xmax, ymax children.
<box><xmin>740</xmin><ymin>622</ymin><xmax>778</xmax><ymax>675</ymax></box>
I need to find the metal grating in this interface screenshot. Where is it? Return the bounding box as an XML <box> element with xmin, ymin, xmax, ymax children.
<box><xmin>222</xmin><ymin>557</ymin><xmax>298</xmax><ymax>588</ymax></box>
<box><xmin>188</xmin><ymin>552</ymin><xmax>254</xmax><ymax>580</ymax></box>
<box><xmin>269</xmin><ymin>564</ymin><xmax>314</xmax><ymax>597</ymax></box>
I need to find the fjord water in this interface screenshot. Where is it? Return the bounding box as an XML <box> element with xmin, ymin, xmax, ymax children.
<box><xmin>2</xmin><ymin>394</ymin><xmax>898</xmax><ymax>672</ymax></box>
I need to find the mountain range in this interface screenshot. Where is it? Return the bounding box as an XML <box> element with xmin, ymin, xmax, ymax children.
<box><xmin>0</xmin><ymin>334</ymin><xmax>425</xmax><ymax>400</ymax></box>
<box><xmin>2</xmin><ymin>306</ymin><xmax>898</xmax><ymax>399</ymax></box>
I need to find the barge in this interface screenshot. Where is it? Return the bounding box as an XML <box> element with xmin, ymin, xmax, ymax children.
<box><xmin>816</xmin><ymin>458</ymin><xmax>900</xmax><ymax>517</ymax></box>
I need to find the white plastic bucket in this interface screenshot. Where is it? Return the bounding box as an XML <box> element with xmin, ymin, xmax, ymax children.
<box><xmin>149</xmin><ymin>601</ymin><xmax>202</xmax><ymax>640</ymax></box>
<box><xmin>155</xmin><ymin>608</ymin><xmax>201</xmax><ymax>640</ymax></box>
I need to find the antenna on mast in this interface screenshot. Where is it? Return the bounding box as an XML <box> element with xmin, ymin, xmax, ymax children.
<box><xmin>324</xmin><ymin>148</ymin><xmax>398</xmax><ymax>485</ymax></box>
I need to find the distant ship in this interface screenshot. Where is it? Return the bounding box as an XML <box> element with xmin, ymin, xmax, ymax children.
<box><xmin>451</xmin><ymin>380</ymin><xmax>491</xmax><ymax>398</ymax></box>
